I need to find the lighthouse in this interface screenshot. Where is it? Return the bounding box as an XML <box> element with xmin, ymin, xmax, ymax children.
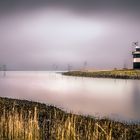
<box><xmin>132</xmin><ymin>42</ymin><xmax>140</xmax><ymax>69</ymax></box>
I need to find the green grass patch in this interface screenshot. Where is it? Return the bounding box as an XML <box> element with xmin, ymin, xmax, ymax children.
<box><xmin>63</xmin><ymin>69</ymin><xmax>140</xmax><ymax>79</ymax></box>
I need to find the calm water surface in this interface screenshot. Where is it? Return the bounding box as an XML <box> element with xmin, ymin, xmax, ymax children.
<box><xmin>0</xmin><ymin>71</ymin><xmax>140</xmax><ymax>122</ymax></box>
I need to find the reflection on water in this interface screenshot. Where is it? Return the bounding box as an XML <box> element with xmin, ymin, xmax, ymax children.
<box><xmin>132</xmin><ymin>81</ymin><xmax>140</xmax><ymax>119</ymax></box>
<box><xmin>0</xmin><ymin>71</ymin><xmax>140</xmax><ymax>121</ymax></box>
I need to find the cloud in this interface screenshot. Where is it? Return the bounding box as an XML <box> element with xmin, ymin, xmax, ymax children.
<box><xmin>0</xmin><ymin>1</ymin><xmax>140</xmax><ymax>70</ymax></box>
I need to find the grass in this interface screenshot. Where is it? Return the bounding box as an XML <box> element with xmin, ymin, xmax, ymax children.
<box><xmin>0</xmin><ymin>97</ymin><xmax>140</xmax><ymax>140</ymax></box>
<box><xmin>63</xmin><ymin>69</ymin><xmax>140</xmax><ymax>80</ymax></box>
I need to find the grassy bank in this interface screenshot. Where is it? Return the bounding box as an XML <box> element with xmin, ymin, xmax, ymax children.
<box><xmin>0</xmin><ymin>97</ymin><xmax>140</xmax><ymax>140</ymax></box>
<box><xmin>63</xmin><ymin>69</ymin><xmax>140</xmax><ymax>80</ymax></box>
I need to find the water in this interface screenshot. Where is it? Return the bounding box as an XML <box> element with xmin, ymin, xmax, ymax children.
<box><xmin>0</xmin><ymin>71</ymin><xmax>140</xmax><ymax>122</ymax></box>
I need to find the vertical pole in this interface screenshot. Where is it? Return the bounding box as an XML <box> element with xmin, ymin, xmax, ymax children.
<box><xmin>0</xmin><ymin>66</ymin><xmax>1</xmax><ymax>77</ymax></box>
<box><xmin>84</xmin><ymin>61</ymin><xmax>87</xmax><ymax>71</ymax></box>
<box><xmin>3</xmin><ymin>65</ymin><xmax>6</xmax><ymax>77</ymax></box>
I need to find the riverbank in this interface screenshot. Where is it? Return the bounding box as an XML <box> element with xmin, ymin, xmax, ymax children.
<box><xmin>0</xmin><ymin>97</ymin><xmax>140</xmax><ymax>139</ymax></box>
<box><xmin>63</xmin><ymin>69</ymin><xmax>140</xmax><ymax>79</ymax></box>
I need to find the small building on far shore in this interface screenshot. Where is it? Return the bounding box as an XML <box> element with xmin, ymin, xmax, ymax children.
<box><xmin>132</xmin><ymin>42</ymin><xmax>140</xmax><ymax>69</ymax></box>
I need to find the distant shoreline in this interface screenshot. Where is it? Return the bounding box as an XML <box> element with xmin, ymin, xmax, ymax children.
<box><xmin>63</xmin><ymin>69</ymin><xmax>140</xmax><ymax>80</ymax></box>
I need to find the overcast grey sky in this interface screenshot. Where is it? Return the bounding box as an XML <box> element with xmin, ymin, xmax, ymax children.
<box><xmin>0</xmin><ymin>0</ymin><xmax>140</xmax><ymax>70</ymax></box>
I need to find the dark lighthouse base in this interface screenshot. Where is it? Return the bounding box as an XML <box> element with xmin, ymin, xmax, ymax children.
<box><xmin>133</xmin><ymin>62</ymin><xmax>140</xmax><ymax>69</ymax></box>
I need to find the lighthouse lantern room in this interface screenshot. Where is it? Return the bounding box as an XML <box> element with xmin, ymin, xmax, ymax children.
<box><xmin>132</xmin><ymin>42</ymin><xmax>140</xmax><ymax>69</ymax></box>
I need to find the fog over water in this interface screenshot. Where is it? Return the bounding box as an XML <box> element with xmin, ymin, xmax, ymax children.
<box><xmin>0</xmin><ymin>71</ymin><xmax>140</xmax><ymax>122</ymax></box>
<box><xmin>0</xmin><ymin>0</ymin><xmax>140</xmax><ymax>70</ymax></box>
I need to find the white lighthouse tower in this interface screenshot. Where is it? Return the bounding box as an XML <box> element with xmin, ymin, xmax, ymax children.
<box><xmin>132</xmin><ymin>42</ymin><xmax>140</xmax><ymax>69</ymax></box>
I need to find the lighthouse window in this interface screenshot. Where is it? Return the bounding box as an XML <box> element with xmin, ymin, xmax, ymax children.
<box><xmin>136</xmin><ymin>48</ymin><xmax>140</xmax><ymax>51</ymax></box>
<box><xmin>133</xmin><ymin>54</ymin><xmax>140</xmax><ymax>58</ymax></box>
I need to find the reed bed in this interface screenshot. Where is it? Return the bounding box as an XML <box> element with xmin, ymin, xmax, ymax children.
<box><xmin>63</xmin><ymin>70</ymin><xmax>140</xmax><ymax>79</ymax></box>
<box><xmin>0</xmin><ymin>97</ymin><xmax>140</xmax><ymax>140</ymax></box>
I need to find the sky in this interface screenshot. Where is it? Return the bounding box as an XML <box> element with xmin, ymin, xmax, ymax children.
<box><xmin>0</xmin><ymin>0</ymin><xmax>140</xmax><ymax>70</ymax></box>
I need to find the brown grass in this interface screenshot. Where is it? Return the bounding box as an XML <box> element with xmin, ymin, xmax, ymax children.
<box><xmin>0</xmin><ymin>97</ymin><xmax>140</xmax><ymax>140</ymax></box>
